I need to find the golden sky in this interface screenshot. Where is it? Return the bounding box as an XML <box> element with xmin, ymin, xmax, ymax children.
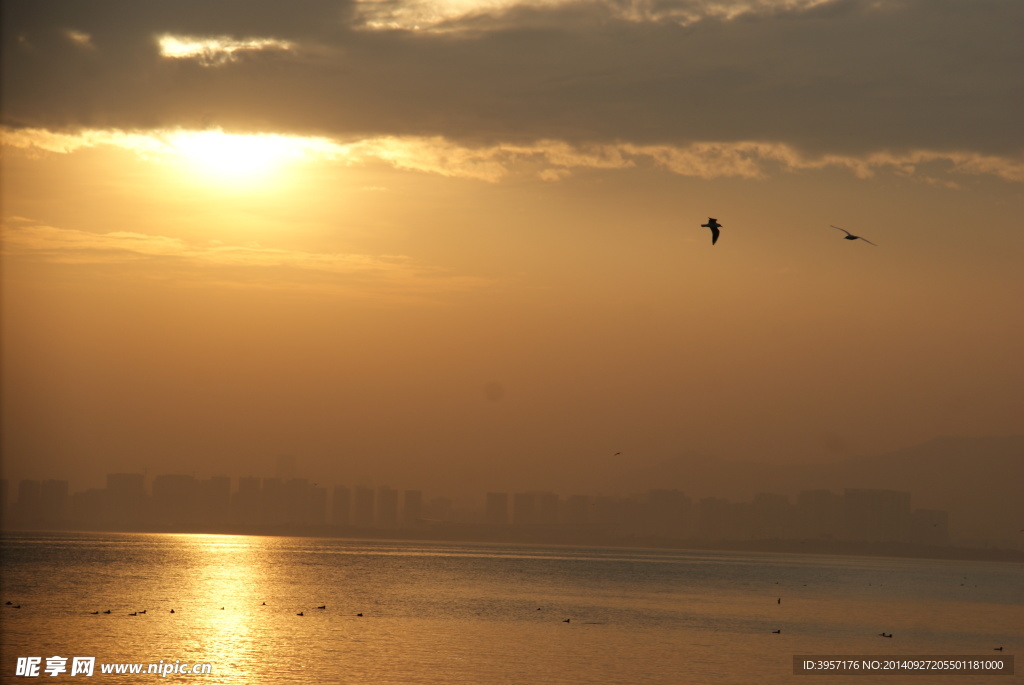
<box><xmin>2</xmin><ymin>0</ymin><xmax>1022</xmax><ymax>495</ymax></box>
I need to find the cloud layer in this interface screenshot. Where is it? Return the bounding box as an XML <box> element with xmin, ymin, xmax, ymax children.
<box><xmin>3</xmin><ymin>0</ymin><xmax>1022</xmax><ymax>160</ymax></box>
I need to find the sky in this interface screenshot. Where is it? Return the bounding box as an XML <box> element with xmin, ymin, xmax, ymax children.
<box><xmin>2</xmin><ymin>0</ymin><xmax>1022</xmax><ymax>498</ymax></box>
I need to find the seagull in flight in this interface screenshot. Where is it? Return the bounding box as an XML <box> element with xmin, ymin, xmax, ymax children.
<box><xmin>830</xmin><ymin>225</ymin><xmax>877</xmax><ymax>246</ymax></box>
<box><xmin>702</xmin><ymin>218</ymin><xmax>722</xmax><ymax>245</ymax></box>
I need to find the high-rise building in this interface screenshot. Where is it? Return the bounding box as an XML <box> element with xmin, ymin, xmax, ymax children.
<box><xmin>843</xmin><ymin>489</ymin><xmax>911</xmax><ymax>542</ymax></box>
<box><xmin>332</xmin><ymin>486</ymin><xmax>352</xmax><ymax>526</ymax></box>
<box><xmin>403</xmin><ymin>490</ymin><xmax>423</xmax><ymax>527</ymax></box>
<box><xmin>563</xmin><ymin>495</ymin><xmax>590</xmax><ymax>526</ymax></box>
<box><xmin>13</xmin><ymin>480</ymin><xmax>42</xmax><ymax>526</ymax></box>
<box><xmin>353</xmin><ymin>486</ymin><xmax>375</xmax><ymax>527</ymax></box>
<box><xmin>234</xmin><ymin>476</ymin><xmax>262</xmax><ymax>525</ymax></box>
<box><xmin>151</xmin><ymin>474</ymin><xmax>199</xmax><ymax>527</ymax></box>
<box><xmin>377</xmin><ymin>486</ymin><xmax>399</xmax><ymax>528</ymax></box>
<box><xmin>40</xmin><ymin>480</ymin><xmax>70</xmax><ymax>524</ymax></box>
<box><xmin>107</xmin><ymin>473</ymin><xmax>146</xmax><ymax>528</ymax></box>
<box><xmin>485</xmin><ymin>492</ymin><xmax>509</xmax><ymax>525</ymax></box>
<box><xmin>512</xmin><ymin>492</ymin><xmax>537</xmax><ymax>526</ymax></box>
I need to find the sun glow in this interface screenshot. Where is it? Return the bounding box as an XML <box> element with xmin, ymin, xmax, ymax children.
<box><xmin>165</xmin><ymin>130</ymin><xmax>348</xmax><ymax>184</ymax></box>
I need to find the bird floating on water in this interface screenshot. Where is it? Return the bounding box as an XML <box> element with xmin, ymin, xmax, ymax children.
<box><xmin>702</xmin><ymin>218</ymin><xmax>722</xmax><ymax>245</ymax></box>
<box><xmin>830</xmin><ymin>225</ymin><xmax>877</xmax><ymax>246</ymax></box>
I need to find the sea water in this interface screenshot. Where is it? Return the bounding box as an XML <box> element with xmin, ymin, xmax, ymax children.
<box><xmin>1</xmin><ymin>532</ymin><xmax>1020</xmax><ymax>683</ymax></box>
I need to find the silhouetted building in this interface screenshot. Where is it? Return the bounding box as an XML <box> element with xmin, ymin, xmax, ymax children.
<box><xmin>13</xmin><ymin>480</ymin><xmax>42</xmax><ymax>526</ymax></box>
<box><xmin>563</xmin><ymin>495</ymin><xmax>590</xmax><ymax>526</ymax></box>
<box><xmin>107</xmin><ymin>473</ymin><xmax>146</xmax><ymax>528</ymax></box>
<box><xmin>309</xmin><ymin>484</ymin><xmax>328</xmax><ymax>526</ymax></box>
<box><xmin>200</xmin><ymin>476</ymin><xmax>231</xmax><ymax>526</ymax></box>
<box><xmin>0</xmin><ymin>479</ymin><xmax>7</xmax><ymax>525</ymax></box>
<box><xmin>353</xmin><ymin>486</ymin><xmax>375</xmax><ymax>527</ymax></box>
<box><xmin>512</xmin><ymin>492</ymin><xmax>538</xmax><ymax>526</ymax></box>
<box><xmin>72</xmin><ymin>489</ymin><xmax>106</xmax><ymax>527</ymax></box>
<box><xmin>262</xmin><ymin>478</ymin><xmax>286</xmax><ymax>525</ymax></box>
<box><xmin>233</xmin><ymin>476</ymin><xmax>262</xmax><ymax>525</ymax></box>
<box><xmin>843</xmin><ymin>488</ymin><xmax>911</xmax><ymax>542</ymax></box>
<box><xmin>797</xmin><ymin>490</ymin><xmax>843</xmax><ymax>539</ymax></box>
<box><xmin>40</xmin><ymin>480</ymin><xmax>70</xmax><ymax>525</ymax></box>
<box><xmin>751</xmin><ymin>492</ymin><xmax>790</xmax><ymax>539</ymax></box>
<box><xmin>648</xmin><ymin>489</ymin><xmax>692</xmax><ymax>537</ymax></box>
<box><xmin>403</xmin><ymin>490</ymin><xmax>423</xmax><ymax>527</ymax></box>
<box><xmin>377</xmin><ymin>486</ymin><xmax>399</xmax><ymax>528</ymax></box>
<box><xmin>537</xmin><ymin>492</ymin><xmax>559</xmax><ymax>525</ymax></box>
<box><xmin>152</xmin><ymin>474</ymin><xmax>199</xmax><ymax>527</ymax></box>
<box><xmin>485</xmin><ymin>492</ymin><xmax>509</xmax><ymax>525</ymax></box>
<box><xmin>332</xmin><ymin>486</ymin><xmax>352</xmax><ymax>526</ymax></box>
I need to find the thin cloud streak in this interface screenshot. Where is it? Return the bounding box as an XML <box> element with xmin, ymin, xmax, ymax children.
<box><xmin>6</xmin><ymin>126</ymin><xmax>1022</xmax><ymax>184</ymax></box>
<box><xmin>2</xmin><ymin>222</ymin><xmax>491</xmax><ymax>300</ymax></box>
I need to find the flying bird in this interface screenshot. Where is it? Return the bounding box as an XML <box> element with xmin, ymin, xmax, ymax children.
<box><xmin>830</xmin><ymin>225</ymin><xmax>877</xmax><ymax>246</ymax></box>
<box><xmin>702</xmin><ymin>218</ymin><xmax>722</xmax><ymax>245</ymax></box>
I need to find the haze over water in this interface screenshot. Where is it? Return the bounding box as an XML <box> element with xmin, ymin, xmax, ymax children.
<box><xmin>2</xmin><ymin>532</ymin><xmax>1021</xmax><ymax>684</ymax></box>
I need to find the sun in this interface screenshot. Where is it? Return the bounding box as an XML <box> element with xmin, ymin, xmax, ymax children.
<box><xmin>167</xmin><ymin>130</ymin><xmax>308</xmax><ymax>184</ymax></box>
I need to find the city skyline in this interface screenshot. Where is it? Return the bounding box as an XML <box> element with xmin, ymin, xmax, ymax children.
<box><xmin>0</xmin><ymin>466</ymin><xmax>984</xmax><ymax>552</ymax></box>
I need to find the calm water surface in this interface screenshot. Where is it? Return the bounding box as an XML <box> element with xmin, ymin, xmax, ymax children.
<box><xmin>1</xmin><ymin>532</ymin><xmax>1020</xmax><ymax>684</ymax></box>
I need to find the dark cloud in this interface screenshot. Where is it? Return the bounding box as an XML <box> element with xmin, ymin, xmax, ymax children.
<box><xmin>3</xmin><ymin>0</ymin><xmax>1022</xmax><ymax>156</ymax></box>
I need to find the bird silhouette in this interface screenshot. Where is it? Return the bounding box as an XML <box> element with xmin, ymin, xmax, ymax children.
<box><xmin>830</xmin><ymin>225</ymin><xmax>877</xmax><ymax>246</ymax></box>
<box><xmin>702</xmin><ymin>218</ymin><xmax>722</xmax><ymax>245</ymax></box>
<box><xmin>772</xmin><ymin>629</ymin><xmax>781</xmax><ymax>634</ymax></box>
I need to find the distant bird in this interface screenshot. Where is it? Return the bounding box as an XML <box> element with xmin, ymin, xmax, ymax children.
<box><xmin>170</xmin><ymin>609</ymin><xmax>175</xmax><ymax>614</ymax></box>
<box><xmin>356</xmin><ymin>613</ymin><xmax>363</xmax><ymax>617</ymax></box>
<box><xmin>128</xmin><ymin>612</ymin><xmax>137</xmax><ymax>616</ymax></box>
<box><xmin>830</xmin><ymin>225</ymin><xmax>877</xmax><ymax>246</ymax></box>
<box><xmin>563</xmin><ymin>618</ymin><xmax>571</xmax><ymax>623</ymax></box>
<box><xmin>139</xmin><ymin>609</ymin><xmax>146</xmax><ymax>614</ymax></box>
<box><xmin>613</xmin><ymin>452</ymin><xmax>621</xmax><ymax>456</ymax></box>
<box><xmin>297</xmin><ymin>612</ymin><xmax>304</xmax><ymax>616</ymax></box>
<box><xmin>262</xmin><ymin>602</ymin><xmax>267</xmax><ymax>605</ymax></box>
<box><xmin>994</xmin><ymin>647</ymin><xmax>1004</xmax><ymax>651</ymax></box>
<box><xmin>90</xmin><ymin>611</ymin><xmax>99</xmax><ymax>615</ymax></box>
<box><xmin>777</xmin><ymin>598</ymin><xmax>781</xmax><ymax>605</ymax></box>
<box><xmin>702</xmin><ymin>218</ymin><xmax>722</xmax><ymax>245</ymax></box>
<box><xmin>317</xmin><ymin>605</ymin><xmax>326</xmax><ymax>610</ymax></box>
<box><xmin>879</xmin><ymin>632</ymin><xmax>892</xmax><ymax>638</ymax></box>
<box><xmin>4</xmin><ymin>602</ymin><xmax>11</xmax><ymax>606</ymax></box>
<box><xmin>772</xmin><ymin>629</ymin><xmax>781</xmax><ymax>634</ymax></box>
<box><xmin>103</xmin><ymin>610</ymin><xmax>111</xmax><ymax>614</ymax></box>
